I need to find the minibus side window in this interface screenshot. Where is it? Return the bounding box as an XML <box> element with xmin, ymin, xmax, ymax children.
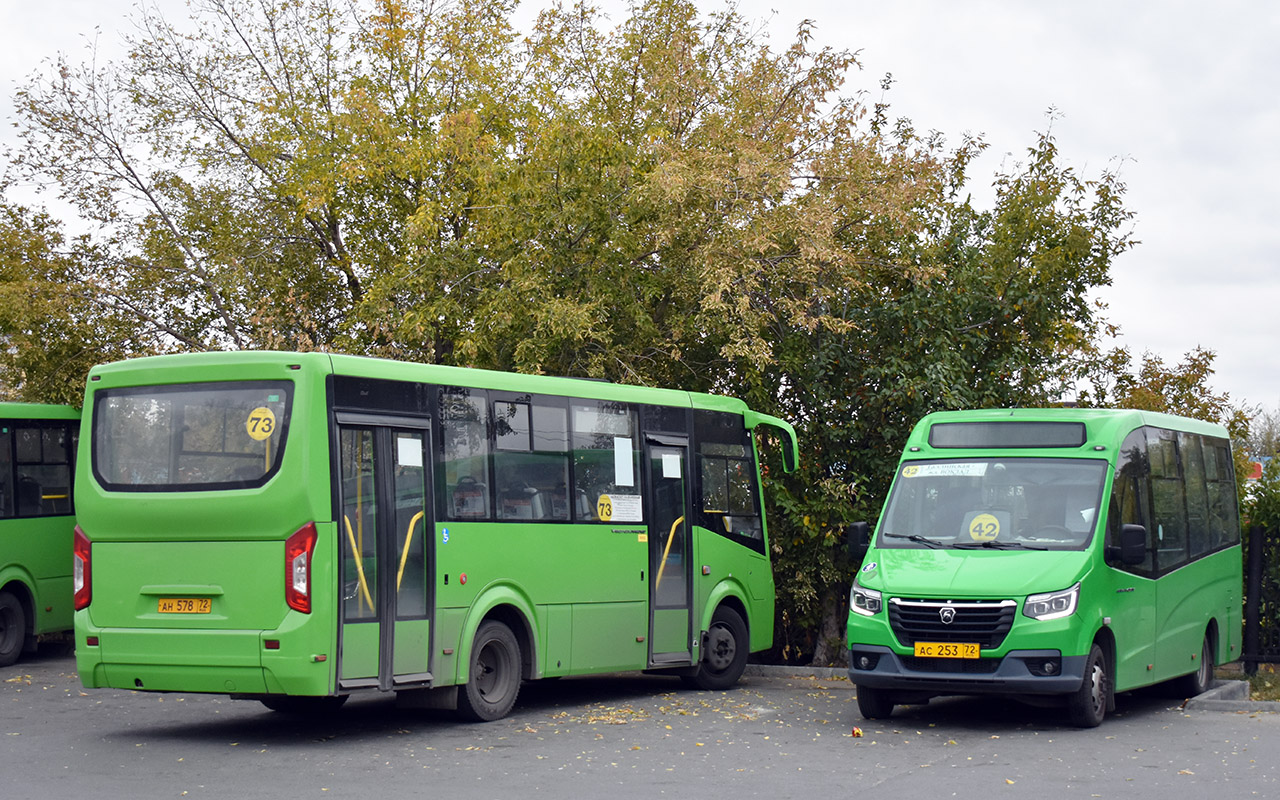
<box><xmin>1181</xmin><ymin>432</ymin><xmax>1211</xmax><ymax>558</ymax></box>
<box><xmin>1147</xmin><ymin>428</ymin><xmax>1189</xmax><ymax>574</ymax></box>
<box><xmin>1108</xmin><ymin>428</ymin><xmax>1154</xmax><ymax>576</ymax></box>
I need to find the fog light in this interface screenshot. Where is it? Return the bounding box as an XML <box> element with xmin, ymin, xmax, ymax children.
<box><xmin>851</xmin><ymin>651</ymin><xmax>881</xmax><ymax>671</ymax></box>
<box><xmin>1025</xmin><ymin>656</ymin><xmax>1062</xmax><ymax>677</ymax></box>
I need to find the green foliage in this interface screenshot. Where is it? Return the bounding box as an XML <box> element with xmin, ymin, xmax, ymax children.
<box><xmin>7</xmin><ymin>0</ymin><xmax>1136</xmax><ymax>664</ymax></box>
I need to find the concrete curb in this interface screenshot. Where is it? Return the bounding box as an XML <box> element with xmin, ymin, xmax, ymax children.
<box><xmin>745</xmin><ymin>664</ymin><xmax>849</xmax><ymax>681</ymax></box>
<box><xmin>1184</xmin><ymin>679</ymin><xmax>1280</xmax><ymax>713</ymax></box>
<box><xmin>745</xmin><ymin>666</ymin><xmax>1280</xmax><ymax>714</ymax></box>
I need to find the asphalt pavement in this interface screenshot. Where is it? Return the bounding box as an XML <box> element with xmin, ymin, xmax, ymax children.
<box><xmin>4</xmin><ymin>646</ymin><xmax>1279</xmax><ymax>799</ymax></box>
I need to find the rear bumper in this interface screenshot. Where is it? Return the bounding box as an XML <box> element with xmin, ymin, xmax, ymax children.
<box><xmin>848</xmin><ymin>644</ymin><xmax>1087</xmax><ymax>696</ymax></box>
<box><xmin>75</xmin><ymin>624</ymin><xmax>333</xmax><ymax>695</ymax></box>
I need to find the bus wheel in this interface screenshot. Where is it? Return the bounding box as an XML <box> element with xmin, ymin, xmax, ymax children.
<box><xmin>458</xmin><ymin>620</ymin><xmax>521</xmax><ymax>722</ymax></box>
<box><xmin>1170</xmin><ymin>633</ymin><xmax>1214</xmax><ymax>698</ymax></box>
<box><xmin>0</xmin><ymin>591</ymin><xmax>25</xmax><ymax>667</ymax></box>
<box><xmin>260</xmin><ymin>695</ymin><xmax>348</xmax><ymax>714</ymax></box>
<box><xmin>856</xmin><ymin>685</ymin><xmax>895</xmax><ymax>720</ymax></box>
<box><xmin>1066</xmin><ymin>643</ymin><xmax>1108</xmax><ymax>728</ymax></box>
<box><xmin>685</xmin><ymin>606</ymin><xmax>748</xmax><ymax>691</ymax></box>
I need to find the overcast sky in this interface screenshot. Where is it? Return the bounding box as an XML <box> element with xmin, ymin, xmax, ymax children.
<box><xmin>3</xmin><ymin>0</ymin><xmax>1278</xmax><ymax>409</ymax></box>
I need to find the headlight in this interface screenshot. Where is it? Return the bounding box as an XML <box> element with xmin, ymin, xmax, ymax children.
<box><xmin>850</xmin><ymin>579</ymin><xmax>882</xmax><ymax>617</ymax></box>
<box><xmin>1024</xmin><ymin>582</ymin><xmax>1080</xmax><ymax>621</ymax></box>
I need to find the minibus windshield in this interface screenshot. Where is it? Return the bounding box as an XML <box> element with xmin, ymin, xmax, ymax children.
<box><xmin>879</xmin><ymin>458</ymin><xmax>1107</xmax><ymax>551</ymax></box>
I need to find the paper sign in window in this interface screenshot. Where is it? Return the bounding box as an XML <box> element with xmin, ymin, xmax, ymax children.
<box><xmin>398</xmin><ymin>437</ymin><xmax>423</xmax><ymax>468</ymax></box>
<box><xmin>615</xmin><ymin>437</ymin><xmax>634</xmax><ymax>486</ymax></box>
<box><xmin>662</xmin><ymin>452</ymin><xmax>682</xmax><ymax>479</ymax></box>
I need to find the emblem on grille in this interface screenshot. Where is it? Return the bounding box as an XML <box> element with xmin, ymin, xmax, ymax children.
<box><xmin>939</xmin><ymin>606</ymin><xmax>956</xmax><ymax>625</ymax></box>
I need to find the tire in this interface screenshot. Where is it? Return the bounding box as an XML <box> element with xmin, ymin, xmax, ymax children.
<box><xmin>856</xmin><ymin>684</ymin><xmax>896</xmax><ymax>720</ymax></box>
<box><xmin>686</xmin><ymin>606</ymin><xmax>748</xmax><ymax>691</ymax></box>
<box><xmin>0</xmin><ymin>591</ymin><xmax>26</xmax><ymax>668</ymax></box>
<box><xmin>1066</xmin><ymin>643</ymin><xmax>1108</xmax><ymax>728</ymax></box>
<box><xmin>260</xmin><ymin>695</ymin><xmax>348</xmax><ymax>714</ymax></box>
<box><xmin>457</xmin><ymin>620</ymin><xmax>522</xmax><ymax>721</ymax></box>
<box><xmin>1169</xmin><ymin>633</ymin><xmax>1214</xmax><ymax>698</ymax></box>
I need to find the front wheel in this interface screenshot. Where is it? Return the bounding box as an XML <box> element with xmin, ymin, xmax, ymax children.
<box><xmin>856</xmin><ymin>684</ymin><xmax>896</xmax><ymax>720</ymax></box>
<box><xmin>457</xmin><ymin>620</ymin><xmax>522</xmax><ymax>721</ymax></box>
<box><xmin>1066</xmin><ymin>643</ymin><xmax>1108</xmax><ymax>727</ymax></box>
<box><xmin>684</xmin><ymin>606</ymin><xmax>748</xmax><ymax>691</ymax></box>
<box><xmin>0</xmin><ymin>591</ymin><xmax>26</xmax><ymax>667</ymax></box>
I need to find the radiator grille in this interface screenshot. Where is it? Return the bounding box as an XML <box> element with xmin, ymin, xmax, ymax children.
<box><xmin>888</xmin><ymin>597</ymin><xmax>1017</xmax><ymax>649</ymax></box>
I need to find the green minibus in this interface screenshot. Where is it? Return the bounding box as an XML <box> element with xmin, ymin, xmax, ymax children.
<box><xmin>73</xmin><ymin>352</ymin><xmax>797</xmax><ymax>719</ymax></box>
<box><xmin>0</xmin><ymin>403</ymin><xmax>79</xmax><ymax>665</ymax></box>
<box><xmin>846</xmin><ymin>408</ymin><xmax>1242</xmax><ymax>727</ymax></box>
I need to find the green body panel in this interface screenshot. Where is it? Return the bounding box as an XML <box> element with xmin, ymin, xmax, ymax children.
<box><xmin>0</xmin><ymin>403</ymin><xmax>80</xmax><ymax>638</ymax></box>
<box><xmin>694</xmin><ymin>525</ymin><xmax>774</xmax><ymax>652</ymax></box>
<box><xmin>849</xmin><ymin>407</ymin><xmax>1243</xmax><ymax>698</ymax></box>
<box><xmin>74</xmin><ymin>351</ymin><xmax>785</xmax><ymax>699</ymax></box>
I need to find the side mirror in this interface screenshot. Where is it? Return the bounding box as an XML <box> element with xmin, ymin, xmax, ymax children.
<box><xmin>847</xmin><ymin>521</ymin><xmax>871</xmax><ymax>560</ymax></box>
<box><xmin>1115</xmin><ymin>523</ymin><xmax>1147</xmax><ymax>566</ymax></box>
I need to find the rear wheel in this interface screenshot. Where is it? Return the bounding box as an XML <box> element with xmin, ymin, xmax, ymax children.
<box><xmin>0</xmin><ymin>591</ymin><xmax>26</xmax><ymax>667</ymax></box>
<box><xmin>457</xmin><ymin>620</ymin><xmax>522</xmax><ymax>721</ymax></box>
<box><xmin>685</xmin><ymin>606</ymin><xmax>748</xmax><ymax>690</ymax></box>
<box><xmin>1169</xmin><ymin>633</ymin><xmax>1214</xmax><ymax>698</ymax></box>
<box><xmin>1066</xmin><ymin>643</ymin><xmax>1108</xmax><ymax>727</ymax></box>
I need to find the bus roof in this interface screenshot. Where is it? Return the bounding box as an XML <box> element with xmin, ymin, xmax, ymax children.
<box><xmin>85</xmin><ymin>350</ymin><xmax>746</xmax><ymax>413</ymax></box>
<box><xmin>905</xmin><ymin>407</ymin><xmax>1230</xmax><ymax>454</ymax></box>
<box><xmin>0</xmin><ymin>402</ymin><xmax>80</xmax><ymax>420</ymax></box>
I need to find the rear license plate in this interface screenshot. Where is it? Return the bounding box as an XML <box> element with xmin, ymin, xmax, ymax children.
<box><xmin>157</xmin><ymin>598</ymin><xmax>212</xmax><ymax>614</ymax></box>
<box><xmin>913</xmin><ymin>641</ymin><xmax>979</xmax><ymax>659</ymax></box>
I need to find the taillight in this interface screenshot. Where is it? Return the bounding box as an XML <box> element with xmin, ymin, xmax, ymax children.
<box><xmin>285</xmin><ymin>522</ymin><xmax>318</xmax><ymax>614</ymax></box>
<box><xmin>73</xmin><ymin>526</ymin><xmax>92</xmax><ymax>610</ymax></box>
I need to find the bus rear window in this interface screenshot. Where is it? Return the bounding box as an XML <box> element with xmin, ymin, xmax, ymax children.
<box><xmin>93</xmin><ymin>381</ymin><xmax>292</xmax><ymax>491</ymax></box>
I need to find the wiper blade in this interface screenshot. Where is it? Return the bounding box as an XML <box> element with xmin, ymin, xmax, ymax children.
<box><xmin>883</xmin><ymin>532</ymin><xmax>947</xmax><ymax>549</ymax></box>
<box><xmin>952</xmin><ymin>540</ymin><xmax>1048</xmax><ymax>551</ymax></box>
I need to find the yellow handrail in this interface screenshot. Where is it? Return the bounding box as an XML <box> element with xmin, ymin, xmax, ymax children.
<box><xmin>397</xmin><ymin>511</ymin><xmax>425</xmax><ymax>591</ymax></box>
<box><xmin>343</xmin><ymin>515</ymin><xmax>376</xmax><ymax>611</ymax></box>
<box><xmin>654</xmin><ymin>515</ymin><xmax>685</xmax><ymax>590</ymax></box>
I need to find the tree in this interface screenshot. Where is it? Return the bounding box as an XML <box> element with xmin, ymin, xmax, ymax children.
<box><xmin>9</xmin><ymin>0</ymin><xmax>1135</xmax><ymax>664</ymax></box>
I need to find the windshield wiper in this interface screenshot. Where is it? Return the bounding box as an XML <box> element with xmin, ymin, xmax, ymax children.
<box><xmin>952</xmin><ymin>540</ymin><xmax>1048</xmax><ymax>551</ymax></box>
<box><xmin>883</xmin><ymin>532</ymin><xmax>948</xmax><ymax>549</ymax></box>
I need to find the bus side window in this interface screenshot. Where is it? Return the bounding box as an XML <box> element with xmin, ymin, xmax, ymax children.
<box><xmin>1109</xmin><ymin>429</ymin><xmax>1154</xmax><ymax>576</ymax></box>
<box><xmin>0</xmin><ymin>426</ymin><xmax>11</xmax><ymax>519</ymax></box>
<box><xmin>14</xmin><ymin>425</ymin><xmax>73</xmax><ymax>518</ymax></box>
<box><xmin>440</xmin><ymin>388</ymin><xmax>491</xmax><ymax>521</ymax></box>
<box><xmin>1147</xmin><ymin>428</ymin><xmax>1189</xmax><ymax>573</ymax></box>
<box><xmin>493</xmin><ymin>399</ymin><xmax>569</xmax><ymax>521</ymax></box>
<box><xmin>1181</xmin><ymin>432</ymin><xmax>1211</xmax><ymax>557</ymax></box>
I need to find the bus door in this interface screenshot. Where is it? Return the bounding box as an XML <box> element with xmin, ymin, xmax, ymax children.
<box><xmin>336</xmin><ymin>416</ymin><xmax>434</xmax><ymax>691</ymax></box>
<box><xmin>645</xmin><ymin>436</ymin><xmax>694</xmax><ymax>665</ymax></box>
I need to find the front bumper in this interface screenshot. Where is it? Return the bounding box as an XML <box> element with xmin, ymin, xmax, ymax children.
<box><xmin>848</xmin><ymin>644</ymin><xmax>1087</xmax><ymax>696</ymax></box>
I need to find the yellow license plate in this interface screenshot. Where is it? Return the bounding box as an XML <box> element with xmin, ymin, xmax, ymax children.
<box><xmin>158</xmin><ymin>597</ymin><xmax>212</xmax><ymax>614</ymax></box>
<box><xmin>913</xmin><ymin>641</ymin><xmax>979</xmax><ymax>659</ymax></box>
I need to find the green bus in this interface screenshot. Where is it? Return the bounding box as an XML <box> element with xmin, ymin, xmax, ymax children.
<box><xmin>846</xmin><ymin>408</ymin><xmax>1242</xmax><ymax>727</ymax></box>
<box><xmin>73</xmin><ymin>352</ymin><xmax>797</xmax><ymax>719</ymax></box>
<box><xmin>0</xmin><ymin>403</ymin><xmax>79</xmax><ymax>666</ymax></box>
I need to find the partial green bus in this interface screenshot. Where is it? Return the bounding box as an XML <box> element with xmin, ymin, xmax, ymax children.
<box><xmin>846</xmin><ymin>408</ymin><xmax>1242</xmax><ymax>727</ymax></box>
<box><xmin>0</xmin><ymin>402</ymin><xmax>79</xmax><ymax>666</ymax></box>
<box><xmin>73</xmin><ymin>352</ymin><xmax>797</xmax><ymax>719</ymax></box>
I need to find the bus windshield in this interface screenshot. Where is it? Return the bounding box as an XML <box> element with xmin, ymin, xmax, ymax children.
<box><xmin>92</xmin><ymin>381</ymin><xmax>292</xmax><ymax>491</ymax></box>
<box><xmin>879</xmin><ymin>458</ymin><xmax>1107</xmax><ymax>551</ymax></box>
